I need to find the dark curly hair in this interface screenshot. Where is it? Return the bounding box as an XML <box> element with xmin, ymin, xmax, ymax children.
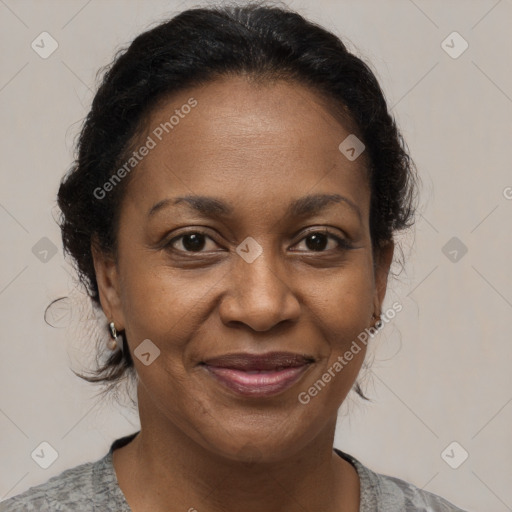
<box><xmin>51</xmin><ymin>1</ymin><xmax>418</xmax><ymax>399</ymax></box>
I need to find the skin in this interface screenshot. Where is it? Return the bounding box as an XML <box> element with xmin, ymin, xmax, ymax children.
<box><xmin>92</xmin><ymin>75</ymin><xmax>394</xmax><ymax>512</ymax></box>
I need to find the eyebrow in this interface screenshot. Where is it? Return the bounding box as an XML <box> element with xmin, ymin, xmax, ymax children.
<box><xmin>147</xmin><ymin>193</ymin><xmax>362</xmax><ymax>222</ymax></box>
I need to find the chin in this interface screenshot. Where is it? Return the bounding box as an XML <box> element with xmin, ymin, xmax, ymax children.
<box><xmin>193</xmin><ymin>419</ymin><xmax>317</xmax><ymax>465</ymax></box>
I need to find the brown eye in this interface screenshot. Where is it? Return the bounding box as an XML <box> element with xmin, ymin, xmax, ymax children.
<box><xmin>292</xmin><ymin>229</ymin><xmax>352</xmax><ymax>253</ymax></box>
<box><xmin>180</xmin><ymin>233</ymin><xmax>206</xmax><ymax>252</ymax></box>
<box><xmin>167</xmin><ymin>231</ymin><xmax>220</xmax><ymax>253</ymax></box>
<box><xmin>304</xmin><ymin>233</ymin><xmax>329</xmax><ymax>251</ymax></box>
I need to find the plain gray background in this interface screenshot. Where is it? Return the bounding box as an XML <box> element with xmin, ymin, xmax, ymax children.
<box><xmin>1</xmin><ymin>0</ymin><xmax>511</xmax><ymax>510</ymax></box>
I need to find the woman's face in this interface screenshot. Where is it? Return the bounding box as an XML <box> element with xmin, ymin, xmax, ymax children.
<box><xmin>94</xmin><ymin>75</ymin><xmax>393</xmax><ymax>461</ymax></box>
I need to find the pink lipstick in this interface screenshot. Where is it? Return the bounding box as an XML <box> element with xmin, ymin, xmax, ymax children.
<box><xmin>201</xmin><ymin>352</ymin><xmax>314</xmax><ymax>397</ymax></box>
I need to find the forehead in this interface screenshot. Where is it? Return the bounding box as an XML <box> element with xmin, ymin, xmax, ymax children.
<box><xmin>122</xmin><ymin>75</ymin><xmax>370</xmax><ymax>219</ymax></box>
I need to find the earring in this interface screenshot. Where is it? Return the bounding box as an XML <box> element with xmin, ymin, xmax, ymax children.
<box><xmin>372</xmin><ymin>313</ymin><xmax>383</xmax><ymax>330</ymax></box>
<box><xmin>108</xmin><ymin>321</ymin><xmax>118</xmax><ymax>351</ymax></box>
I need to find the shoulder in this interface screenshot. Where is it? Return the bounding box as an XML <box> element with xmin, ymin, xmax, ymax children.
<box><xmin>365</xmin><ymin>470</ymin><xmax>469</xmax><ymax>511</ymax></box>
<box><xmin>0</xmin><ymin>459</ymin><xmax>96</xmax><ymax>511</ymax></box>
<box><xmin>335</xmin><ymin>449</ymin><xmax>469</xmax><ymax>511</ymax></box>
<box><xmin>0</xmin><ymin>453</ymin><xmax>119</xmax><ymax>512</ymax></box>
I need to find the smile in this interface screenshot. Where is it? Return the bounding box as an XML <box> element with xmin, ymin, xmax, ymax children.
<box><xmin>203</xmin><ymin>365</ymin><xmax>312</xmax><ymax>397</ymax></box>
<box><xmin>200</xmin><ymin>351</ymin><xmax>314</xmax><ymax>398</ymax></box>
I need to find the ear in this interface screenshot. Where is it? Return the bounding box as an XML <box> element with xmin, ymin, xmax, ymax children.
<box><xmin>372</xmin><ymin>240</ymin><xmax>394</xmax><ymax>317</ymax></box>
<box><xmin>91</xmin><ymin>236</ymin><xmax>125</xmax><ymax>330</ymax></box>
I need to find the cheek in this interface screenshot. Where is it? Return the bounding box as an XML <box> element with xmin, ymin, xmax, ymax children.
<box><xmin>303</xmin><ymin>258</ymin><xmax>375</xmax><ymax>332</ymax></box>
<box><xmin>301</xmin><ymin>261</ymin><xmax>374</xmax><ymax>382</ymax></box>
<box><xmin>118</xmin><ymin>255</ymin><xmax>221</xmax><ymax>341</ymax></box>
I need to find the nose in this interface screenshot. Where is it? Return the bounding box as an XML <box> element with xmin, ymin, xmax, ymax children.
<box><xmin>218</xmin><ymin>253</ymin><xmax>301</xmax><ymax>332</ymax></box>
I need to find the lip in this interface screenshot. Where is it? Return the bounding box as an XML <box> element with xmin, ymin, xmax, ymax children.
<box><xmin>200</xmin><ymin>352</ymin><xmax>315</xmax><ymax>398</ymax></box>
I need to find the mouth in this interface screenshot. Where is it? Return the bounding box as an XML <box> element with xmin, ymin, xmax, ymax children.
<box><xmin>199</xmin><ymin>352</ymin><xmax>315</xmax><ymax>398</ymax></box>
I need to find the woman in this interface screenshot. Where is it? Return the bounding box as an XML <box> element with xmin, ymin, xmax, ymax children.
<box><xmin>0</xmin><ymin>3</ymin><xmax>468</xmax><ymax>511</ymax></box>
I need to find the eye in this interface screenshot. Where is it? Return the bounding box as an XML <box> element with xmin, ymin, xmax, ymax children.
<box><xmin>165</xmin><ymin>228</ymin><xmax>353</xmax><ymax>255</ymax></box>
<box><xmin>292</xmin><ymin>229</ymin><xmax>352</xmax><ymax>252</ymax></box>
<box><xmin>166</xmin><ymin>231</ymin><xmax>220</xmax><ymax>253</ymax></box>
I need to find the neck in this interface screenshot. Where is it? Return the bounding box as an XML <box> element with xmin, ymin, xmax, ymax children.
<box><xmin>113</xmin><ymin>393</ymin><xmax>359</xmax><ymax>512</ymax></box>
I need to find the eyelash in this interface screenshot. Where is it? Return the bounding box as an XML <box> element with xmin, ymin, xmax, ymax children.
<box><xmin>165</xmin><ymin>228</ymin><xmax>353</xmax><ymax>254</ymax></box>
